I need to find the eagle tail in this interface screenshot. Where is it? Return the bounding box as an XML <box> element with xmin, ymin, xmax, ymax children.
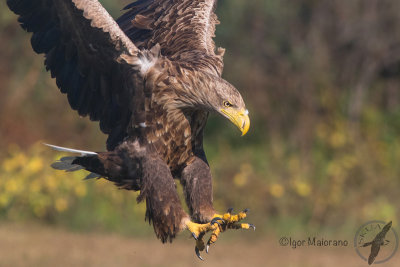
<box><xmin>44</xmin><ymin>143</ymin><xmax>98</xmax><ymax>156</ymax></box>
<box><xmin>44</xmin><ymin>143</ymin><xmax>101</xmax><ymax>179</ymax></box>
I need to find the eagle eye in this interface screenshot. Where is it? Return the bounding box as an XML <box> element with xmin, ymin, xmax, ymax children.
<box><xmin>223</xmin><ymin>101</ymin><xmax>233</xmax><ymax>108</ymax></box>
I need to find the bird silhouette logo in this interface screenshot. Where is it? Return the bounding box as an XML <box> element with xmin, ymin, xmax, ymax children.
<box><xmin>360</xmin><ymin>221</ymin><xmax>392</xmax><ymax>265</ymax></box>
<box><xmin>354</xmin><ymin>220</ymin><xmax>398</xmax><ymax>265</ymax></box>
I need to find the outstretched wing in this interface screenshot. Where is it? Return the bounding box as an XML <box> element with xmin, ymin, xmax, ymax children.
<box><xmin>374</xmin><ymin>221</ymin><xmax>392</xmax><ymax>242</ymax></box>
<box><xmin>117</xmin><ymin>0</ymin><xmax>225</xmax><ymax>76</ymax></box>
<box><xmin>368</xmin><ymin>243</ymin><xmax>381</xmax><ymax>265</ymax></box>
<box><xmin>7</xmin><ymin>0</ymin><xmax>145</xmax><ymax>150</ymax></box>
<box><xmin>380</xmin><ymin>221</ymin><xmax>392</xmax><ymax>238</ymax></box>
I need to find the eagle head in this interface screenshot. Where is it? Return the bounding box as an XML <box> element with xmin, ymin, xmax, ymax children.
<box><xmin>207</xmin><ymin>77</ymin><xmax>250</xmax><ymax>136</ymax></box>
<box><xmin>175</xmin><ymin>72</ymin><xmax>250</xmax><ymax>136</ymax></box>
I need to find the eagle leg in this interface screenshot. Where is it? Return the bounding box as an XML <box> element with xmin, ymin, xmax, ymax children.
<box><xmin>180</xmin><ymin>156</ymin><xmax>254</xmax><ymax>259</ymax></box>
<box><xmin>180</xmin><ymin>155</ymin><xmax>216</xmax><ymax>223</ymax></box>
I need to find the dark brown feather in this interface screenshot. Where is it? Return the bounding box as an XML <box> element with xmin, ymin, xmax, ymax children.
<box><xmin>117</xmin><ymin>0</ymin><xmax>225</xmax><ymax>76</ymax></box>
<box><xmin>8</xmin><ymin>0</ymin><xmax>141</xmax><ymax>150</ymax></box>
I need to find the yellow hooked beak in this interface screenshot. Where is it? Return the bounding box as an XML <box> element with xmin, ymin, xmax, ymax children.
<box><xmin>220</xmin><ymin>108</ymin><xmax>250</xmax><ymax>136</ymax></box>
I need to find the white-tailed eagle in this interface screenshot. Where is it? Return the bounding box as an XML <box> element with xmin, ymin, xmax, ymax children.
<box><xmin>7</xmin><ymin>0</ymin><xmax>253</xmax><ymax>260</ymax></box>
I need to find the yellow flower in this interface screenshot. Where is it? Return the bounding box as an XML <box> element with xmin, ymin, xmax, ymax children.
<box><xmin>2</xmin><ymin>154</ymin><xmax>24</xmax><ymax>173</ymax></box>
<box><xmin>233</xmin><ymin>173</ymin><xmax>247</xmax><ymax>187</ymax></box>
<box><xmin>5</xmin><ymin>179</ymin><xmax>19</xmax><ymax>194</ymax></box>
<box><xmin>45</xmin><ymin>175</ymin><xmax>57</xmax><ymax>191</ymax></box>
<box><xmin>26</xmin><ymin>157</ymin><xmax>43</xmax><ymax>174</ymax></box>
<box><xmin>55</xmin><ymin>198</ymin><xmax>68</xmax><ymax>212</ymax></box>
<box><xmin>74</xmin><ymin>184</ymin><xmax>87</xmax><ymax>197</ymax></box>
<box><xmin>326</xmin><ymin>162</ymin><xmax>344</xmax><ymax>177</ymax></box>
<box><xmin>270</xmin><ymin>183</ymin><xmax>284</xmax><ymax>198</ymax></box>
<box><xmin>294</xmin><ymin>181</ymin><xmax>311</xmax><ymax>197</ymax></box>
<box><xmin>233</xmin><ymin>163</ymin><xmax>253</xmax><ymax>187</ymax></box>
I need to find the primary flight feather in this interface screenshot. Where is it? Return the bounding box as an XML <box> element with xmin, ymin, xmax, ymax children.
<box><xmin>7</xmin><ymin>0</ymin><xmax>252</xmax><ymax>259</ymax></box>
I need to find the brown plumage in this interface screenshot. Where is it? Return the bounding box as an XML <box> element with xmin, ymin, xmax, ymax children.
<box><xmin>7</xmin><ymin>0</ymin><xmax>250</xmax><ymax>245</ymax></box>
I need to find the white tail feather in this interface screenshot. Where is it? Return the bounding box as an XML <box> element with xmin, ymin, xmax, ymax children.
<box><xmin>44</xmin><ymin>143</ymin><xmax>97</xmax><ymax>156</ymax></box>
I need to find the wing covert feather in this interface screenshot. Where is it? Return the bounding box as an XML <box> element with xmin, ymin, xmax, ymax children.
<box><xmin>118</xmin><ymin>0</ymin><xmax>225</xmax><ymax>76</ymax></box>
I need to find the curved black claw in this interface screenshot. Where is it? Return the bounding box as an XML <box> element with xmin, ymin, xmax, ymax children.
<box><xmin>195</xmin><ymin>246</ymin><xmax>204</xmax><ymax>261</ymax></box>
<box><xmin>227</xmin><ymin>207</ymin><xmax>234</xmax><ymax>214</ymax></box>
<box><xmin>206</xmin><ymin>243</ymin><xmax>210</xmax><ymax>254</ymax></box>
<box><xmin>248</xmin><ymin>223</ymin><xmax>256</xmax><ymax>231</ymax></box>
<box><xmin>210</xmin><ymin>217</ymin><xmax>224</xmax><ymax>227</ymax></box>
<box><xmin>192</xmin><ymin>232</ymin><xmax>198</xmax><ymax>240</ymax></box>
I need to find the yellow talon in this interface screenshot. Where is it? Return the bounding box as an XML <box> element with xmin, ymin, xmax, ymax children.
<box><xmin>186</xmin><ymin>219</ymin><xmax>222</xmax><ymax>260</ymax></box>
<box><xmin>186</xmin><ymin>208</ymin><xmax>254</xmax><ymax>260</ymax></box>
<box><xmin>213</xmin><ymin>208</ymin><xmax>248</xmax><ymax>225</ymax></box>
<box><xmin>205</xmin><ymin>208</ymin><xmax>254</xmax><ymax>254</ymax></box>
<box><xmin>208</xmin><ymin>224</ymin><xmax>221</xmax><ymax>244</ymax></box>
<box><xmin>186</xmin><ymin>220</ymin><xmax>219</xmax><ymax>239</ymax></box>
<box><xmin>214</xmin><ymin>212</ymin><xmax>247</xmax><ymax>224</ymax></box>
<box><xmin>227</xmin><ymin>222</ymin><xmax>256</xmax><ymax>230</ymax></box>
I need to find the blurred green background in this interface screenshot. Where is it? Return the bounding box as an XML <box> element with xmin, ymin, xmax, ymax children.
<box><xmin>1</xmin><ymin>0</ymin><xmax>400</xmax><ymax>247</ymax></box>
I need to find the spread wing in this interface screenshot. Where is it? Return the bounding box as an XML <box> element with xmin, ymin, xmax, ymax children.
<box><xmin>7</xmin><ymin>0</ymin><xmax>146</xmax><ymax>150</ymax></box>
<box><xmin>380</xmin><ymin>221</ymin><xmax>392</xmax><ymax>238</ymax></box>
<box><xmin>373</xmin><ymin>221</ymin><xmax>392</xmax><ymax>243</ymax></box>
<box><xmin>117</xmin><ymin>0</ymin><xmax>225</xmax><ymax>76</ymax></box>
<box><xmin>368</xmin><ymin>243</ymin><xmax>381</xmax><ymax>265</ymax></box>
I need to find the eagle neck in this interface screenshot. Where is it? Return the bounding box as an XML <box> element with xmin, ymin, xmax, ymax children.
<box><xmin>172</xmin><ymin>68</ymin><xmax>218</xmax><ymax>112</ymax></box>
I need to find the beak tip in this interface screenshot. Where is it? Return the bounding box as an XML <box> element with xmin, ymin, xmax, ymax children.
<box><xmin>241</xmin><ymin>125</ymin><xmax>250</xmax><ymax>136</ymax></box>
<box><xmin>241</xmin><ymin>116</ymin><xmax>250</xmax><ymax>136</ymax></box>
